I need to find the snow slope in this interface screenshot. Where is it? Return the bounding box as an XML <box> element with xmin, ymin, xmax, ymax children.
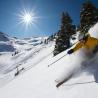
<box><xmin>0</xmin><ymin>36</ymin><xmax>51</xmax><ymax>74</ymax></box>
<box><xmin>0</xmin><ymin>23</ymin><xmax>98</xmax><ymax>98</ymax></box>
<box><xmin>0</xmin><ymin>41</ymin><xmax>98</xmax><ymax>98</ymax></box>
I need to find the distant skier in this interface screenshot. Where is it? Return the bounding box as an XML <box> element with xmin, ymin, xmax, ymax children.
<box><xmin>56</xmin><ymin>33</ymin><xmax>98</xmax><ymax>88</ymax></box>
<box><xmin>12</xmin><ymin>50</ymin><xmax>19</xmax><ymax>56</ymax></box>
<box><xmin>15</xmin><ymin>66</ymin><xmax>19</xmax><ymax>76</ymax></box>
<box><xmin>15</xmin><ymin>66</ymin><xmax>25</xmax><ymax>76</ymax></box>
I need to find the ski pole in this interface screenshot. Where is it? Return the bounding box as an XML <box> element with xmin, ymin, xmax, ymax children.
<box><xmin>48</xmin><ymin>40</ymin><xmax>79</xmax><ymax>67</ymax></box>
<box><xmin>48</xmin><ymin>53</ymin><xmax>68</xmax><ymax>67</ymax></box>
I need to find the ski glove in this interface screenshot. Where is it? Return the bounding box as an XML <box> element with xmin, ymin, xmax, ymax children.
<box><xmin>93</xmin><ymin>45</ymin><xmax>98</xmax><ymax>54</ymax></box>
<box><xmin>67</xmin><ymin>49</ymin><xmax>74</xmax><ymax>54</ymax></box>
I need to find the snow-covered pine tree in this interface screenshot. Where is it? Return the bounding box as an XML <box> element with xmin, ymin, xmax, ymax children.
<box><xmin>80</xmin><ymin>1</ymin><xmax>98</xmax><ymax>34</ymax></box>
<box><xmin>53</xmin><ymin>12</ymin><xmax>76</xmax><ymax>56</ymax></box>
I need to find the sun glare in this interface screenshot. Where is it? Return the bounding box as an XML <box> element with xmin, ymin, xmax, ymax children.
<box><xmin>23</xmin><ymin>13</ymin><xmax>32</xmax><ymax>23</ymax></box>
<box><xmin>18</xmin><ymin>8</ymin><xmax>38</xmax><ymax>29</ymax></box>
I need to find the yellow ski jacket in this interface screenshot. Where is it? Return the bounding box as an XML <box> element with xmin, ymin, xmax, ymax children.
<box><xmin>73</xmin><ymin>35</ymin><xmax>98</xmax><ymax>52</ymax></box>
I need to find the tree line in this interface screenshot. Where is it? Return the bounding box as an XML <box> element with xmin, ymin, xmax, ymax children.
<box><xmin>51</xmin><ymin>1</ymin><xmax>98</xmax><ymax>56</ymax></box>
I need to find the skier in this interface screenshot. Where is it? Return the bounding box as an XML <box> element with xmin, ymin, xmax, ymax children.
<box><xmin>56</xmin><ymin>33</ymin><xmax>98</xmax><ymax>88</ymax></box>
<box><xmin>15</xmin><ymin>66</ymin><xmax>19</xmax><ymax>76</ymax></box>
<box><xmin>67</xmin><ymin>33</ymin><xmax>98</xmax><ymax>55</ymax></box>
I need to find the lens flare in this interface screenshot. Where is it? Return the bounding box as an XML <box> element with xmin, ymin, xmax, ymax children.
<box><xmin>23</xmin><ymin>13</ymin><xmax>32</xmax><ymax>24</ymax></box>
<box><xmin>18</xmin><ymin>8</ymin><xmax>38</xmax><ymax>29</ymax></box>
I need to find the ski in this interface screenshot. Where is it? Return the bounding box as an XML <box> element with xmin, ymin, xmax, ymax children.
<box><xmin>56</xmin><ymin>73</ymin><xmax>73</xmax><ymax>88</ymax></box>
<box><xmin>15</xmin><ymin>67</ymin><xmax>25</xmax><ymax>76</ymax></box>
<box><xmin>55</xmin><ymin>56</ymin><xmax>97</xmax><ymax>88</ymax></box>
<box><xmin>63</xmin><ymin>81</ymin><xmax>95</xmax><ymax>86</ymax></box>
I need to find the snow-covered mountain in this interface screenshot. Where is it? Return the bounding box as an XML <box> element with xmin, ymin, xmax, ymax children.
<box><xmin>11</xmin><ymin>36</ymin><xmax>47</xmax><ymax>51</ymax></box>
<box><xmin>0</xmin><ymin>32</ymin><xmax>15</xmax><ymax>52</ymax></box>
<box><xmin>0</xmin><ymin>32</ymin><xmax>9</xmax><ymax>41</ymax></box>
<box><xmin>0</xmin><ymin>34</ymin><xmax>50</xmax><ymax>74</ymax></box>
<box><xmin>0</xmin><ymin>23</ymin><xmax>98</xmax><ymax>98</ymax></box>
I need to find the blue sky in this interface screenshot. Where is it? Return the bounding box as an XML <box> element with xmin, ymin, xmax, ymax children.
<box><xmin>0</xmin><ymin>0</ymin><xmax>98</xmax><ymax>38</ymax></box>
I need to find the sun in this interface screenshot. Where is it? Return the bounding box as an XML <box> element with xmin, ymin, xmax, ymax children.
<box><xmin>18</xmin><ymin>9</ymin><xmax>38</xmax><ymax>29</ymax></box>
<box><xmin>23</xmin><ymin>13</ymin><xmax>32</xmax><ymax>24</ymax></box>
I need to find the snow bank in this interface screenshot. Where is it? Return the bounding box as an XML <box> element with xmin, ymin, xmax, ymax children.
<box><xmin>89</xmin><ymin>23</ymin><xmax>98</xmax><ymax>38</ymax></box>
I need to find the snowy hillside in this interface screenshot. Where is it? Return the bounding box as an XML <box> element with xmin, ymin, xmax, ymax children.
<box><xmin>0</xmin><ymin>35</ymin><xmax>50</xmax><ymax>74</ymax></box>
<box><xmin>0</xmin><ymin>32</ymin><xmax>15</xmax><ymax>52</ymax></box>
<box><xmin>11</xmin><ymin>36</ymin><xmax>46</xmax><ymax>51</ymax></box>
<box><xmin>0</xmin><ymin>41</ymin><xmax>98</xmax><ymax>98</ymax></box>
<box><xmin>0</xmin><ymin>32</ymin><xmax>9</xmax><ymax>41</ymax></box>
<box><xmin>0</xmin><ymin>23</ymin><xmax>98</xmax><ymax>98</ymax></box>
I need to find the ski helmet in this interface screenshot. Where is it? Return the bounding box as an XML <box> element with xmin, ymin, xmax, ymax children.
<box><xmin>78</xmin><ymin>33</ymin><xmax>89</xmax><ymax>41</ymax></box>
<box><xmin>78</xmin><ymin>33</ymin><xmax>84</xmax><ymax>41</ymax></box>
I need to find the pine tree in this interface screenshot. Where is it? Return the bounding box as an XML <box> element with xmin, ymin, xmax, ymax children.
<box><xmin>80</xmin><ymin>0</ymin><xmax>98</xmax><ymax>34</ymax></box>
<box><xmin>53</xmin><ymin>12</ymin><xmax>76</xmax><ymax>56</ymax></box>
